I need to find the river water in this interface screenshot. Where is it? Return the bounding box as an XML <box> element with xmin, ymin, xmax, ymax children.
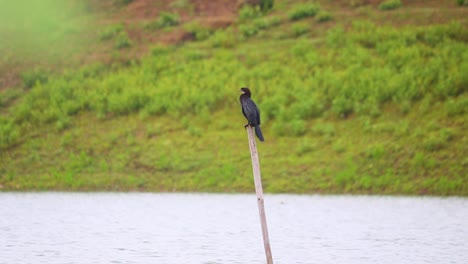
<box><xmin>1</xmin><ymin>193</ymin><xmax>467</xmax><ymax>264</ymax></box>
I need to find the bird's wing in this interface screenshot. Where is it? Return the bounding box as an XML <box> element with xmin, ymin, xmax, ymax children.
<box><xmin>242</xmin><ymin>98</ymin><xmax>260</xmax><ymax>125</ymax></box>
<box><xmin>254</xmin><ymin>103</ymin><xmax>261</xmax><ymax>124</ymax></box>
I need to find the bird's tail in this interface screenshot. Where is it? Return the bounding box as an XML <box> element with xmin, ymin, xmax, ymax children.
<box><xmin>255</xmin><ymin>126</ymin><xmax>264</xmax><ymax>142</ymax></box>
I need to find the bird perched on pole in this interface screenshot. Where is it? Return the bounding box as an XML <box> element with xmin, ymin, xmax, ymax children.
<box><xmin>240</xmin><ymin>87</ymin><xmax>264</xmax><ymax>142</ymax></box>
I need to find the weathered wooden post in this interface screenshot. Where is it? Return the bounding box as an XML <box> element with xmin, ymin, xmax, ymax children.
<box><xmin>246</xmin><ymin>125</ymin><xmax>273</xmax><ymax>264</ymax></box>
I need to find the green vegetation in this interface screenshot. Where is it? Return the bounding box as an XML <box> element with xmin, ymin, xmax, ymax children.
<box><xmin>0</xmin><ymin>1</ymin><xmax>467</xmax><ymax>195</ymax></box>
<box><xmin>145</xmin><ymin>12</ymin><xmax>180</xmax><ymax>30</ymax></box>
<box><xmin>288</xmin><ymin>3</ymin><xmax>320</xmax><ymax>20</ymax></box>
<box><xmin>316</xmin><ymin>11</ymin><xmax>332</xmax><ymax>23</ymax></box>
<box><xmin>100</xmin><ymin>24</ymin><xmax>125</xmax><ymax>41</ymax></box>
<box><xmin>379</xmin><ymin>0</ymin><xmax>402</xmax><ymax>11</ymax></box>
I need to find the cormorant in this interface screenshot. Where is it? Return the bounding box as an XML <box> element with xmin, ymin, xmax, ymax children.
<box><xmin>239</xmin><ymin>87</ymin><xmax>264</xmax><ymax>142</ymax></box>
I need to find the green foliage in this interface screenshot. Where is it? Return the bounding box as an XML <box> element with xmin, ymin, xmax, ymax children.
<box><xmin>366</xmin><ymin>144</ymin><xmax>386</xmax><ymax>159</ymax></box>
<box><xmin>0</xmin><ymin>118</ymin><xmax>19</xmax><ymax>149</ymax></box>
<box><xmin>288</xmin><ymin>3</ymin><xmax>320</xmax><ymax>21</ymax></box>
<box><xmin>170</xmin><ymin>0</ymin><xmax>193</xmax><ymax>10</ymax></box>
<box><xmin>1</xmin><ymin>12</ymin><xmax>467</xmax><ymax>194</ymax></box>
<box><xmin>239</xmin><ymin>24</ymin><xmax>259</xmax><ymax>38</ymax></box>
<box><xmin>348</xmin><ymin>0</ymin><xmax>367</xmax><ymax>7</ymax></box>
<box><xmin>8</xmin><ymin>22</ymin><xmax>467</xmax><ymax>128</ymax></box>
<box><xmin>21</xmin><ymin>68</ymin><xmax>49</xmax><ymax>89</ymax></box>
<box><xmin>457</xmin><ymin>0</ymin><xmax>468</xmax><ymax>6</ymax></box>
<box><xmin>0</xmin><ymin>89</ymin><xmax>21</xmax><ymax>108</ymax></box>
<box><xmin>312</xmin><ymin>123</ymin><xmax>335</xmax><ymax>136</ymax></box>
<box><xmin>209</xmin><ymin>29</ymin><xmax>237</xmax><ymax>48</ymax></box>
<box><xmin>159</xmin><ymin>12</ymin><xmax>180</xmax><ymax>27</ymax></box>
<box><xmin>253</xmin><ymin>16</ymin><xmax>282</xmax><ymax>30</ymax></box>
<box><xmin>114</xmin><ymin>0</ymin><xmax>133</xmax><ymax>6</ymax></box>
<box><xmin>239</xmin><ymin>5</ymin><xmax>262</xmax><ymax>21</ymax></box>
<box><xmin>422</xmin><ymin>128</ymin><xmax>453</xmax><ymax>152</ymax></box>
<box><xmin>151</xmin><ymin>45</ymin><xmax>172</xmax><ymax>56</ymax></box>
<box><xmin>378</xmin><ymin>0</ymin><xmax>402</xmax><ymax>11</ymax></box>
<box><xmin>184</xmin><ymin>22</ymin><xmax>214</xmax><ymax>41</ymax></box>
<box><xmin>261</xmin><ymin>0</ymin><xmax>275</xmax><ymax>11</ymax></box>
<box><xmin>100</xmin><ymin>23</ymin><xmax>125</xmax><ymax>41</ymax></box>
<box><xmin>291</xmin><ymin>23</ymin><xmax>309</xmax><ymax>37</ymax></box>
<box><xmin>444</xmin><ymin>96</ymin><xmax>468</xmax><ymax>116</ymax></box>
<box><xmin>114</xmin><ymin>31</ymin><xmax>132</xmax><ymax>49</ymax></box>
<box><xmin>146</xmin><ymin>12</ymin><xmax>180</xmax><ymax>30</ymax></box>
<box><xmin>316</xmin><ymin>11</ymin><xmax>332</xmax><ymax>22</ymax></box>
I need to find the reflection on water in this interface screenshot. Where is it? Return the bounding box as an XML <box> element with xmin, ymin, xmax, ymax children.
<box><xmin>1</xmin><ymin>193</ymin><xmax>467</xmax><ymax>264</ymax></box>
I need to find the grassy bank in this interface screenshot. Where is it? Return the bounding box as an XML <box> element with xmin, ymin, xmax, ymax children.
<box><xmin>1</xmin><ymin>1</ymin><xmax>467</xmax><ymax>195</ymax></box>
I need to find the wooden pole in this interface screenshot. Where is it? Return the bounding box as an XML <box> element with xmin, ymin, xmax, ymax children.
<box><xmin>246</xmin><ymin>125</ymin><xmax>273</xmax><ymax>264</ymax></box>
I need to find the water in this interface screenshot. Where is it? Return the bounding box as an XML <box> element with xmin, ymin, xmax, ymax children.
<box><xmin>1</xmin><ymin>193</ymin><xmax>467</xmax><ymax>264</ymax></box>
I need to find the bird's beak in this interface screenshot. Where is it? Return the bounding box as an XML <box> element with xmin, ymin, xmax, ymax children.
<box><xmin>240</xmin><ymin>90</ymin><xmax>245</xmax><ymax>94</ymax></box>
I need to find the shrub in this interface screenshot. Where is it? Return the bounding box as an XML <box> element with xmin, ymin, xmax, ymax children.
<box><xmin>184</xmin><ymin>22</ymin><xmax>213</xmax><ymax>41</ymax></box>
<box><xmin>21</xmin><ymin>68</ymin><xmax>49</xmax><ymax>89</ymax></box>
<box><xmin>146</xmin><ymin>12</ymin><xmax>180</xmax><ymax>30</ymax></box>
<box><xmin>456</xmin><ymin>0</ymin><xmax>468</xmax><ymax>6</ymax></box>
<box><xmin>184</xmin><ymin>50</ymin><xmax>207</xmax><ymax>61</ymax></box>
<box><xmin>239</xmin><ymin>24</ymin><xmax>259</xmax><ymax>38</ymax></box>
<box><xmin>209</xmin><ymin>29</ymin><xmax>237</xmax><ymax>48</ymax></box>
<box><xmin>260</xmin><ymin>0</ymin><xmax>274</xmax><ymax>12</ymax></box>
<box><xmin>170</xmin><ymin>0</ymin><xmax>193</xmax><ymax>10</ymax></box>
<box><xmin>0</xmin><ymin>118</ymin><xmax>19</xmax><ymax>149</ymax></box>
<box><xmin>151</xmin><ymin>45</ymin><xmax>172</xmax><ymax>56</ymax></box>
<box><xmin>444</xmin><ymin>97</ymin><xmax>468</xmax><ymax>116</ymax></box>
<box><xmin>378</xmin><ymin>0</ymin><xmax>402</xmax><ymax>11</ymax></box>
<box><xmin>288</xmin><ymin>3</ymin><xmax>320</xmax><ymax>21</ymax></box>
<box><xmin>316</xmin><ymin>11</ymin><xmax>333</xmax><ymax>22</ymax></box>
<box><xmin>365</xmin><ymin>144</ymin><xmax>386</xmax><ymax>159</ymax></box>
<box><xmin>253</xmin><ymin>16</ymin><xmax>282</xmax><ymax>30</ymax></box>
<box><xmin>291</xmin><ymin>23</ymin><xmax>309</xmax><ymax>37</ymax></box>
<box><xmin>100</xmin><ymin>23</ymin><xmax>124</xmax><ymax>41</ymax></box>
<box><xmin>159</xmin><ymin>12</ymin><xmax>180</xmax><ymax>27</ymax></box>
<box><xmin>239</xmin><ymin>5</ymin><xmax>261</xmax><ymax>21</ymax></box>
<box><xmin>114</xmin><ymin>0</ymin><xmax>133</xmax><ymax>6</ymax></box>
<box><xmin>114</xmin><ymin>31</ymin><xmax>132</xmax><ymax>49</ymax></box>
<box><xmin>0</xmin><ymin>89</ymin><xmax>21</xmax><ymax>108</ymax></box>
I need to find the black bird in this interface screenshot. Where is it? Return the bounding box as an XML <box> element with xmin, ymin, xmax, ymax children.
<box><xmin>239</xmin><ymin>87</ymin><xmax>264</xmax><ymax>142</ymax></box>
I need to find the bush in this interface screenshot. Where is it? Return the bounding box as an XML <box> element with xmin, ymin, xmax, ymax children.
<box><xmin>291</xmin><ymin>23</ymin><xmax>309</xmax><ymax>37</ymax></box>
<box><xmin>239</xmin><ymin>5</ymin><xmax>261</xmax><ymax>21</ymax></box>
<box><xmin>378</xmin><ymin>0</ymin><xmax>402</xmax><ymax>11</ymax></box>
<box><xmin>456</xmin><ymin>0</ymin><xmax>468</xmax><ymax>6</ymax></box>
<box><xmin>114</xmin><ymin>0</ymin><xmax>133</xmax><ymax>6</ymax></box>
<box><xmin>100</xmin><ymin>23</ymin><xmax>124</xmax><ymax>41</ymax></box>
<box><xmin>184</xmin><ymin>22</ymin><xmax>213</xmax><ymax>41</ymax></box>
<box><xmin>260</xmin><ymin>0</ymin><xmax>274</xmax><ymax>12</ymax></box>
<box><xmin>114</xmin><ymin>31</ymin><xmax>132</xmax><ymax>49</ymax></box>
<box><xmin>253</xmin><ymin>16</ymin><xmax>282</xmax><ymax>30</ymax></box>
<box><xmin>0</xmin><ymin>118</ymin><xmax>19</xmax><ymax>149</ymax></box>
<box><xmin>159</xmin><ymin>12</ymin><xmax>180</xmax><ymax>27</ymax></box>
<box><xmin>146</xmin><ymin>12</ymin><xmax>180</xmax><ymax>30</ymax></box>
<box><xmin>170</xmin><ymin>0</ymin><xmax>193</xmax><ymax>10</ymax></box>
<box><xmin>239</xmin><ymin>24</ymin><xmax>259</xmax><ymax>38</ymax></box>
<box><xmin>209</xmin><ymin>29</ymin><xmax>237</xmax><ymax>48</ymax></box>
<box><xmin>444</xmin><ymin>97</ymin><xmax>468</xmax><ymax>116</ymax></box>
<box><xmin>21</xmin><ymin>68</ymin><xmax>49</xmax><ymax>89</ymax></box>
<box><xmin>316</xmin><ymin>11</ymin><xmax>333</xmax><ymax>22</ymax></box>
<box><xmin>288</xmin><ymin>3</ymin><xmax>320</xmax><ymax>21</ymax></box>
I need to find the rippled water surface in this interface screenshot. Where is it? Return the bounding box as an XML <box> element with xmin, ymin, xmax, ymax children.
<box><xmin>1</xmin><ymin>193</ymin><xmax>467</xmax><ymax>264</ymax></box>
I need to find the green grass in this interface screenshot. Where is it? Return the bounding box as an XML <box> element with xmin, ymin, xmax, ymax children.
<box><xmin>0</xmin><ymin>1</ymin><xmax>467</xmax><ymax>195</ymax></box>
<box><xmin>288</xmin><ymin>3</ymin><xmax>321</xmax><ymax>20</ymax></box>
<box><xmin>145</xmin><ymin>12</ymin><xmax>180</xmax><ymax>30</ymax></box>
<box><xmin>379</xmin><ymin>0</ymin><xmax>402</xmax><ymax>11</ymax></box>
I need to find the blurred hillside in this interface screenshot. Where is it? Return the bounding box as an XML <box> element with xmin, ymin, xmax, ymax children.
<box><xmin>0</xmin><ymin>0</ymin><xmax>467</xmax><ymax>195</ymax></box>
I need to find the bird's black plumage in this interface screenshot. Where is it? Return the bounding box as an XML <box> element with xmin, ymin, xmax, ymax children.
<box><xmin>240</xmin><ymin>87</ymin><xmax>264</xmax><ymax>142</ymax></box>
